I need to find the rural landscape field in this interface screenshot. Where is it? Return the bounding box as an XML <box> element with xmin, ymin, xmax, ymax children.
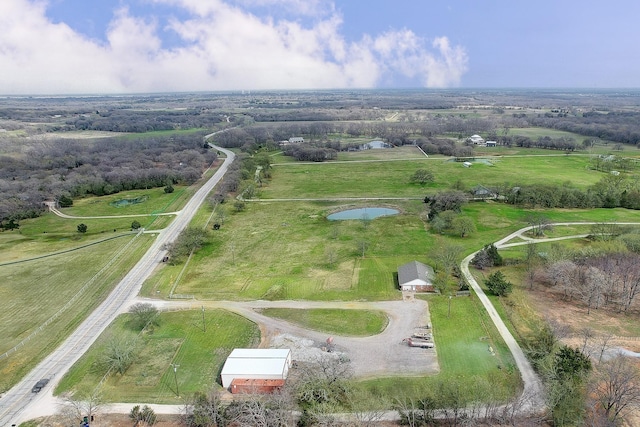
<box><xmin>3</xmin><ymin>89</ymin><xmax>640</xmax><ymax>427</ymax></box>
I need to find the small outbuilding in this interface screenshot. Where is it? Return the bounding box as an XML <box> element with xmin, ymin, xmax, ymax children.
<box><xmin>288</xmin><ymin>137</ymin><xmax>304</xmax><ymax>144</ymax></box>
<box><xmin>471</xmin><ymin>185</ymin><xmax>497</xmax><ymax>199</ymax></box>
<box><xmin>220</xmin><ymin>348</ymin><xmax>292</xmax><ymax>389</ymax></box>
<box><xmin>398</xmin><ymin>261</ymin><xmax>436</xmax><ymax>292</ymax></box>
<box><xmin>485</xmin><ymin>140</ymin><xmax>497</xmax><ymax>147</ymax></box>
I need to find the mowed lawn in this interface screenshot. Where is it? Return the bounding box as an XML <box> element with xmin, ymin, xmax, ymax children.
<box><xmin>262</xmin><ymin>154</ymin><xmax>605</xmax><ymax>199</ymax></box>
<box><xmin>0</xmin><ymin>234</ymin><xmax>153</xmax><ymax>392</ymax></box>
<box><xmin>58</xmin><ymin>309</ymin><xmax>260</xmax><ymax>403</ymax></box>
<box><xmin>259</xmin><ymin>308</ymin><xmax>388</xmax><ymax>336</ymax></box>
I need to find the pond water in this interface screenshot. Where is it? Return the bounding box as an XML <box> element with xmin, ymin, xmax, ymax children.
<box><xmin>110</xmin><ymin>195</ymin><xmax>149</xmax><ymax>208</ymax></box>
<box><xmin>327</xmin><ymin>207</ymin><xmax>399</xmax><ymax>221</ymax></box>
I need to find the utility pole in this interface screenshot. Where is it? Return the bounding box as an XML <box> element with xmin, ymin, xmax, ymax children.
<box><xmin>201</xmin><ymin>305</ymin><xmax>206</xmax><ymax>332</ymax></box>
<box><xmin>170</xmin><ymin>363</ymin><xmax>180</xmax><ymax>397</ymax></box>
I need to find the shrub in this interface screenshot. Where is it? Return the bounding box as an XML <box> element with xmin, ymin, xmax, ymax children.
<box><xmin>484</xmin><ymin>271</ymin><xmax>512</xmax><ymax>296</ymax></box>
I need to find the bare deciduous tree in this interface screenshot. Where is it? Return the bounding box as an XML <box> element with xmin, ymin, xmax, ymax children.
<box><xmin>58</xmin><ymin>390</ymin><xmax>102</xmax><ymax>426</ymax></box>
<box><xmin>589</xmin><ymin>355</ymin><xmax>640</xmax><ymax>424</ymax></box>
<box><xmin>594</xmin><ymin>333</ymin><xmax>615</xmax><ymax>363</ymax></box>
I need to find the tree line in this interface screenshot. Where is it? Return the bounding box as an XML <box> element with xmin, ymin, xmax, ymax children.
<box><xmin>530</xmin><ymin>111</ymin><xmax>640</xmax><ymax>146</ymax></box>
<box><xmin>0</xmin><ymin>133</ymin><xmax>216</xmax><ymax>224</ymax></box>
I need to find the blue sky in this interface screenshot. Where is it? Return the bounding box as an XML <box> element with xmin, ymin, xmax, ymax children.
<box><xmin>1</xmin><ymin>0</ymin><xmax>639</xmax><ymax>94</ymax></box>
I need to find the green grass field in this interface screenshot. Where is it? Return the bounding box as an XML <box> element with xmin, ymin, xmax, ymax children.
<box><xmin>141</xmin><ymin>200</ymin><xmax>431</xmax><ymax>301</ymax></box>
<box><xmin>259</xmin><ymin>308</ymin><xmax>388</xmax><ymax>336</ymax></box>
<box><xmin>62</xmin><ymin>186</ymin><xmax>189</xmax><ymax>217</ymax></box>
<box><xmin>263</xmin><ymin>154</ymin><xmax>606</xmax><ymax>200</ymax></box>
<box><xmin>57</xmin><ymin>309</ymin><xmax>260</xmax><ymax>402</ymax></box>
<box><xmin>0</xmin><ymin>234</ymin><xmax>153</xmax><ymax>392</ymax></box>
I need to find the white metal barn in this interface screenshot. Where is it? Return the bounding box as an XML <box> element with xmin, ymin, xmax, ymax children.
<box><xmin>220</xmin><ymin>348</ymin><xmax>292</xmax><ymax>388</ymax></box>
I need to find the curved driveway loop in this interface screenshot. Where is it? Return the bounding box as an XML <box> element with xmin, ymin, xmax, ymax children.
<box><xmin>151</xmin><ymin>299</ymin><xmax>439</xmax><ymax>378</ymax></box>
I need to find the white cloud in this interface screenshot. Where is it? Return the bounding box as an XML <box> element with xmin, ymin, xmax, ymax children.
<box><xmin>0</xmin><ymin>0</ymin><xmax>468</xmax><ymax>94</ymax></box>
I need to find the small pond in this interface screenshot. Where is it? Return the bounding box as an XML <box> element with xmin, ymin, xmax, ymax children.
<box><xmin>327</xmin><ymin>207</ymin><xmax>399</xmax><ymax>221</ymax></box>
<box><xmin>110</xmin><ymin>195</ymin><xmax>149</xmax><ymax>208</ymax></box>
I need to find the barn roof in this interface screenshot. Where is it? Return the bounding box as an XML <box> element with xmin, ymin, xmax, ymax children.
<box><xmin>221</xmin><ymin>357</ymin><xmax>289</xmax><ymax>377</ymax></box>
<box><xmin>228</xmin><ymin>348</ymin><xmax>291</xmax><ymax>359</ymax></box>
<box><xmin>398</xmin><ymin>261</ymin><xmax>434</xmax><ymax>285</ymax></box>
<box><xmin>220</xmin><ymin>349</ymin><xmax>292</xmax><ymax>387</ymax></box>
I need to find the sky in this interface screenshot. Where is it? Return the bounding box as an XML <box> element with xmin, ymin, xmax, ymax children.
<box><xmin>1</xmin><ymin>0</ymin><xmax>639</xmax><ymax>94</ymax></box>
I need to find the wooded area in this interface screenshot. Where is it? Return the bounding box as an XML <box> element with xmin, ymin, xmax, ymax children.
<box><xmin>0</xmin><ymin>133</ymin><xmax>216</xmax><ymax>223</ymax></box>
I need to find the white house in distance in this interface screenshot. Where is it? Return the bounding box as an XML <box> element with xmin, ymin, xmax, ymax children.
<box><xmin>398</xmin><ymin>261</ymin><xmax>436</xmax><ymax>292</ymax></box>
<box><xmin>220</xmin><ymin>348</ymin><xmax>292</xmax><ymax>389</ymax></box>
<box><xmin>288</xmin><ymin>136</ymin><xmax>304</xmax><ymax>144</ymax></box>
<box><xmin>468</xmin><ymin>134</ymin><xmax>485</xmax><ymax>145</ymax></box>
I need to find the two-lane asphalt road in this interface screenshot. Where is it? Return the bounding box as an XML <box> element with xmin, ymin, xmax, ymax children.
<box><xmin>0</xmin><ymin>136</ymin><xmax>234</xmax><ymax>426</ymax></box>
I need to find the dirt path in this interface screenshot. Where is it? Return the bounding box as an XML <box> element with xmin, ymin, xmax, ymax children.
<box><xmin>45</xmin><ymin>202</ymin><xmax>180</xmax><ymax>219</ymax></box>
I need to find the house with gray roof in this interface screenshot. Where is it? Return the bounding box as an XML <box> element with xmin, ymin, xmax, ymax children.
<box><xmin>398</xmin><ymin>261</ymin><xmax>436</xmax><ymax>292</ymax></box>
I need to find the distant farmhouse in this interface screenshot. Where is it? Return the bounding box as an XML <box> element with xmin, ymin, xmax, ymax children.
<box><xmin>288</xmin><ymin>136</ymin><xmax>304</xmax><ymax>144</ymax></box>
<box><xmin>468</xmin><ymin>134</ymin><xmax>485</xmax><ymax>145</ymax></box>
<box><xmin>361</xmin><ymin>140</ymin><xmax>391</xmax><ymax>150</ymax></box>
<box><xmin>472</xmin><ymin>184</ymin><xmax>497</xmax><ymax>199</ymax></box>
<box><xmin>398</xmin><ymin>261</ymin><xmax>436</xmax><ymax>293</ymax></box>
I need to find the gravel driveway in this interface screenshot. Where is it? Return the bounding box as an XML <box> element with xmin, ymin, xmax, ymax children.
<box><xmin>149</xmin><ymin>298</ymin><xmax>439</xmax><ymax>378</ymax></box>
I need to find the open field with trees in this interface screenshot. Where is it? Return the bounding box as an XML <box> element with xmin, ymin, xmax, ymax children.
<box><xmin>264</xmin><ymin>155</ymin><xmax>604</xmax><ymax>199</ymax></box>
<box><xmin>57</xmin><ymin>310</ymin><xmax>260</xmax><ymax>403</ymax></box>
<box><xmin>5</xmin><ymin>90</ymin><xmax>640</xmax><ymax>425</ymax></box>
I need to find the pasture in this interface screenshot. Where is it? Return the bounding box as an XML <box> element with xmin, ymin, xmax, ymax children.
<box><xmin>141</xmin><ymin>199</ymin><xmax>431</xmax><ymax>301</ymax></box>
<box><xmin>0</xmin><ymin>234</ymin><xmax>153</xmax><ymax>392</ymax></box>
<box><xmin>262</xmin><ymin>154</ymin><xmax>606</xmax><ymax>200</ymax></box>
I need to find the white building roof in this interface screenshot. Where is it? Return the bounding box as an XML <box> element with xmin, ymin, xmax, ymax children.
<box><xmin>228</xmin><ymin>348</ymin><xmax>291</xmax><ymax>359</ymax></box>
<box><xmin>222</xmin><ymin>357</ymin><xmax>288</xmax><ymax>377</ymax></box>
<box><xmin>220</xmin><ymin>348</ymin><xmax>292</xmax><ymax>387</ymax></box>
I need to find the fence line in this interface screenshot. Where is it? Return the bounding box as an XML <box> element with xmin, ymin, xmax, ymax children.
<box><xmin>0</xmin><ymin>230</ymin><xmax>143</xmax><ymax>361</ymax></box>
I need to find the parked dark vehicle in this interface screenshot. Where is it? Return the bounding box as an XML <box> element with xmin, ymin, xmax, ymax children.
<box><xmin>31</xmin><ymin>378</ymin><xmax>49</xmax><ymax>393</ymax></box>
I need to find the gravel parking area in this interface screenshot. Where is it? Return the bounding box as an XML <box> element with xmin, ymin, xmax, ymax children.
<box><xmin>218</xmin><ymin>299</ymin><xmax>440</xmax><ymax>378</ymax></box>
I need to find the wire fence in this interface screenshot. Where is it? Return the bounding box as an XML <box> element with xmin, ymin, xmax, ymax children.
<box><xmin>0</xmin><ymin>230</ymin><xmax>143</xmax><ymax>361</ymax></box>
